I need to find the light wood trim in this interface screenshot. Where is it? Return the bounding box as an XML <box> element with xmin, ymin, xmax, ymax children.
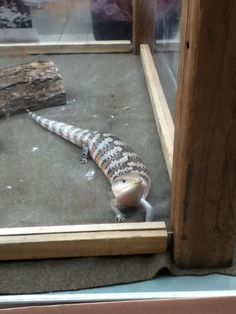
<box><xmin>0</xmin><ymin>228</ymin><xmax>168</xmax><ymax>260</ymax></box>
<box><xmin>140</xmin><ymin>44</ymin><xmax>174</xmax><ymax>178</ymax></box>
<box><xmin>0</xmin><ymin>41</ymin><xmax>132</xmax><ymax>55</ymax></box>
<box><xmin>0</xmin><ymin>222</ymin><xmax>166</xmax><ymax>236</ymax></box>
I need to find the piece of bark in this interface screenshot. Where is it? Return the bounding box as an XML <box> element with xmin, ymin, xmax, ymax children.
<box><xmin>0</xmin><ymin>60</ymin><xmax>66</xmax><ymax>117</ymax></box>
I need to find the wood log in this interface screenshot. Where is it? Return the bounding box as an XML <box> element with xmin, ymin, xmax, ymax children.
<box><xmin>0</xmin><ymin>60</ymin><xmax>66</xmax><ymax>117</ymax></box>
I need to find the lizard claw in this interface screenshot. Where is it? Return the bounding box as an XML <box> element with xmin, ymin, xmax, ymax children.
<box><xmin>80</xmin><ymin>158</ymin><xmax>88</xmax><ymax>164</ymax></box>
<box><xmin>115</xmin><ymin>214</ymin><xmax>126</xmax><ymax>222</ymax></box>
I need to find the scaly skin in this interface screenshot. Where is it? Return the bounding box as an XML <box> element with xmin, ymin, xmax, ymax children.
<box><xmin>27</xmin><ymin>111</ymin><xmax>155</xmax><ymax>222</ymax></box>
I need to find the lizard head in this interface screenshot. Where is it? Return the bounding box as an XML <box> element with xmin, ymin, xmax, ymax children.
<box><xmin>111</xmin><ymin>173</ymin><xmax>146</xmax><ymax>207</ymax></box>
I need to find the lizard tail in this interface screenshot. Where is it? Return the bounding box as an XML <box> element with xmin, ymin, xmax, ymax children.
<box><xmin>27</xmin><ymin>110</ymin><xmax>87</xmax><ymax>148</ymax></box>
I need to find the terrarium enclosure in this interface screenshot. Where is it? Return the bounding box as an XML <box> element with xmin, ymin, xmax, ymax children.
<box><xmin>0</xmin><ymin>0</ymin><xmax>235</xmax><ymax>293</ymax></box>
<box><xmin>0</xmin><ymin>0</ymin><xmax>180</xmax><ymax>254</ymax></box>
<box><xmin>0</xmin><ymin>1</ymin><xmax>182</xmax><ymax>291</ymax></box>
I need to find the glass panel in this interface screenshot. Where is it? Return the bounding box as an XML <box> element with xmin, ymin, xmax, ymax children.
<box><xmin>0</xmin><ymin>0</ymin><xmax>133</xmax><ymax>43</ymax></box>
<box><xmin>155</xmin><ymin>0</ymin><xmax>180</xmax><ymax>41</ymax></box>
<box><xmin>153</xmin><ymin>0</ymin><xmax>181</xmax><ymax>118</ymax></box>
<box><xmin>0</xmin><ymin>1</ymin><xmax>170</xmax><ymax>227</ymax></box>
<box><xmin>90</xmin><ymin>0</ymin><xmax>132</xmax><ymax>40</ymax></box>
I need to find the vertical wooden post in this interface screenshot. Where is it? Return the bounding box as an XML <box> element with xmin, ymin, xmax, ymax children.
<box><xmin>171</xmin><ymin>0</ymin><xmax>236</xmax><ymax>268</ymax></box>
<box><xmin>132</xmin><ymin>0</ymin><xmax>156</xmax><ymax>54</ymax></box>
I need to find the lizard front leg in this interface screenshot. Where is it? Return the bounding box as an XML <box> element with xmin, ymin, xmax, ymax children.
<box><xmin>110</xmin><ymin>199</ymin><xmax>126</xmax><ymax>222</ymax></box>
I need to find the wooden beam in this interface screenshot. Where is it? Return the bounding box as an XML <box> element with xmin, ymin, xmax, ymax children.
<box><xmin>171</xmin><ymin>0</ymin><xmax>236</xmax><ymax>268</ymax></box>
<box><xmin>132</xmin><ymin>0</ymin><xmax>156</xmax><ymax>54</ymax></box>
<box><xmin>0</xmin><ymin>41</ymin><xmax>132</xmax><ymax>56</ymax></box>
<box><xmin>0</xmin><ymin>222</ymin><xmax>167</xmax><ymax>260</ymax></box>
<box><xmin>0</xmin><ymin>222</ymin><xmax>165</xmax><ymax>236</ymax></box>
<box><xmin>141</xmin><ymin>44</ymin><xmax>174</xmax><ymax>179</ymax></box>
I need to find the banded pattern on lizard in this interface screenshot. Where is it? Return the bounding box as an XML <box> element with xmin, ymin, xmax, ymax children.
<box><xmin>28</xmin><ymin>111</ymin><xmax>155</xmax><ymax>222</ymax></box>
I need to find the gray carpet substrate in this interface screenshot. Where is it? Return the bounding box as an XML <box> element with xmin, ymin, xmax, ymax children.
<box><xmin>0</xmin><ymin>253</ymin><xmax>235</xmax><ymax>294</ymax></box>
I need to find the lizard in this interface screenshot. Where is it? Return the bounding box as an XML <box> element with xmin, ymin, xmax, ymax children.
<box><xmin>27</xmin><ymin>110</ymin><xmax>155</xmax><ymax>222</ymax></box>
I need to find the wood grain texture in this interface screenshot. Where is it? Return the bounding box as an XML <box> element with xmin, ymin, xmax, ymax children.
<box><xmin>141</xmin><ymin>44</ymin><xmax>174</xmax><ymax>178</ymax></box>
<box><xmin>0</xmin><ymin>222</ymin><xmax>166</xmax><ymax>236</ymax></box>
<box><xmin>0</xmin><ymin>41</ymin><xmax>132</xmax><ymax>55</ymax></box>
<box><xmin>171</xmin><ymin>0</ymin><xmax>236</xmax><ymax>267</ymax></box>
<box><xmin>0</xmin><ymin>229</ymin><xmax>168</xmax><ymax>260</ymax></box>
<box><xmin>132</xmin><ymin>0</ymin><xmax>156</xmax><ymax>54</ymax></box>
<box><xmin>0</xmin><ymin>61</ymin><xmax>66</xmax><ymax>117</ymax></box>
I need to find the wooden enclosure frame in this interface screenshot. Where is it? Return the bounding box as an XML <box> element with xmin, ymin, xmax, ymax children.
<box><xmin>0</xmin><ymin>41</ymin><xmax>132</xmax><ymax>55</ymax></box>
<box><xmin>141</xmin><ymin>1</ymin><xmax>236</xmax><ymax>268</ymax></box>
<box><xmin>171</xmin><ymin>0</ymin><xmax>236</xmax><ymax>268</ymax></box>
<box><xmin>0</xmin><ymin>222</ymin><xmax>167</xmax><ymax>260</ymax></box>
<box><xmin>140</xmin><ymin>44</ymin><xmax>174</xmax><ymax>179</ymax></box>
<box><xmin>0</xmin><ymin>0</ymin><xmax>235</xmax><ymax>269</ymax></box>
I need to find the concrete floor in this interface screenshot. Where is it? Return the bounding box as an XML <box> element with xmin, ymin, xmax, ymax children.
<box><xmin>0</xmin><ymin>53</ymin><xmax>171</xmax><ymax>227</ymax></box>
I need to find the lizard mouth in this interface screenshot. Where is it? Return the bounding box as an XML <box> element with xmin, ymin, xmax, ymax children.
<box><xmin>112</xmin><ymin>177</ymin><xmax>142</xmax><ymax>194</ymax></box>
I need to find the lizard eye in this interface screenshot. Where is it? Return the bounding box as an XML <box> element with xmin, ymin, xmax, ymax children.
<box><xmin>121</xmin><ymin>179</ymin><xmax>126</xmax><ymax>183</ymax></box>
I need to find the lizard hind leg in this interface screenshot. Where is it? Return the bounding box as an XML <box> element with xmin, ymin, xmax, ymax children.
<box><xmin>140</xmin><ymin>199</ymin><xmax>156</xmax><ymax>222</ymax></box>
<box><xmin>80</xmin><ymin>143</ymin><xmax>89</xmax><ymax>164</ymax></box>
<box><xmin>110</xmin><ymin>199</ymin><xmax>126</xmax><ymax>222</ymax></box>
